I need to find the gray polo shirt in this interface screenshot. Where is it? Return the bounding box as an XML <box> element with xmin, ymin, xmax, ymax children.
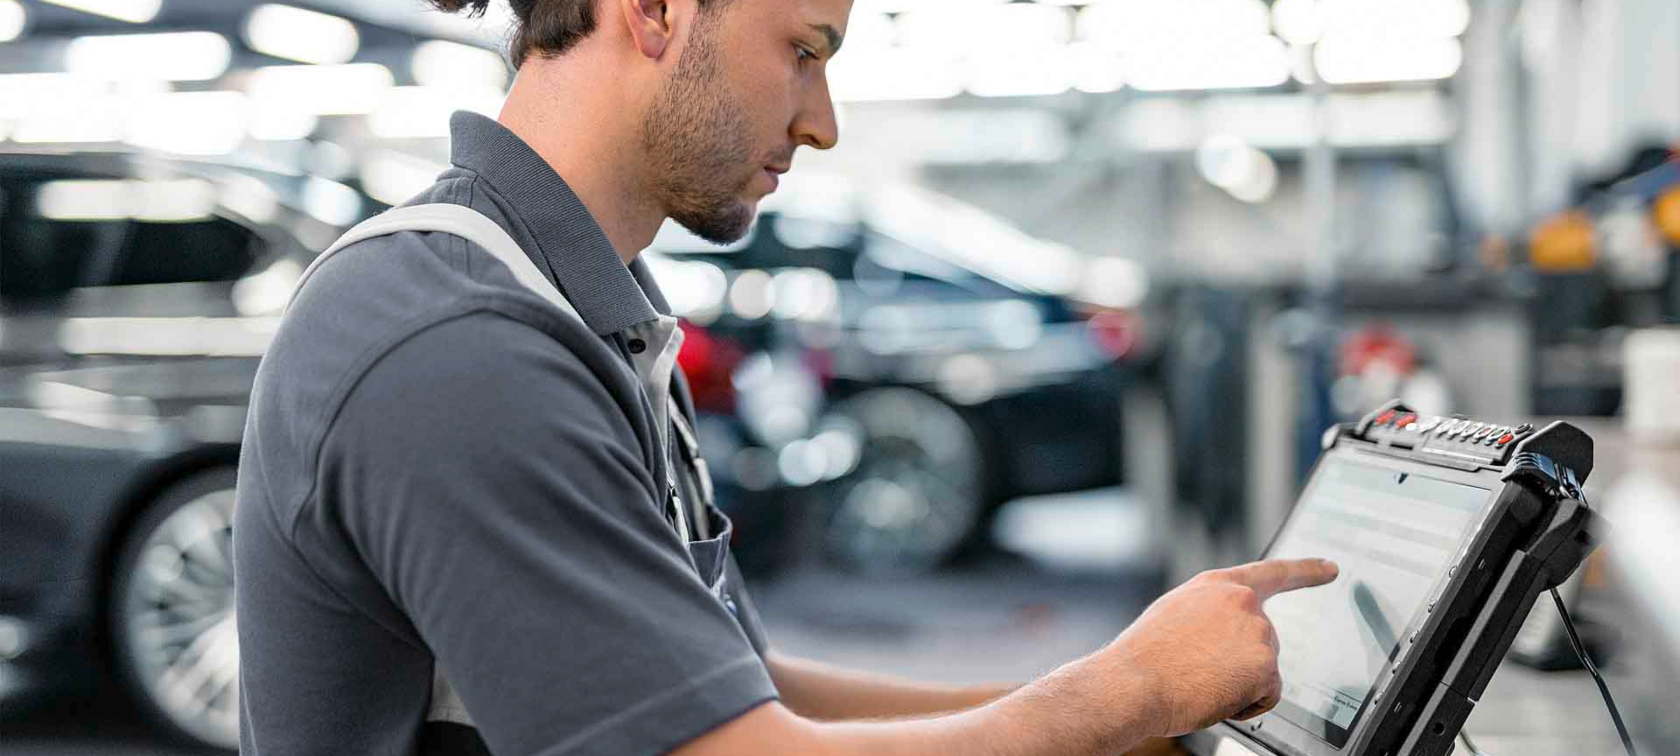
<box><xmin>234</xmin><ymin>112</ymin><xmax>777</xmax><ymax>756</ymax></box>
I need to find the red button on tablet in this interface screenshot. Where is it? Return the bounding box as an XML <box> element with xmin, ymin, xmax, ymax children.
<box><xmin>1377</xmin><ymin>410</ymin><xmax>1397</xmax><ymax>425</ymax></box>
<box><xmin>1497</xmin><ymin>433</ymin><xmax>1515</xmax><ymax>446</ymax></box>
<box><xmin>1397</xmin><ymin>413</ymin><xmax>1417</xmax><ymax>427</ymax></box>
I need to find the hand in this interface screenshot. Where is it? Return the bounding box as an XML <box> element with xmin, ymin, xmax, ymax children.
<box><xmin>1100</xmin><ymin>559</ymin><xmax>1339</xmax><ymax>738</ymax></box>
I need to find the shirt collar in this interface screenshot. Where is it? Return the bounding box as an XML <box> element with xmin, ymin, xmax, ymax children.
<box><xmin>447</xmin><ymin>111</ymin><xmax>666</xmax><ymax>334</ymax></box>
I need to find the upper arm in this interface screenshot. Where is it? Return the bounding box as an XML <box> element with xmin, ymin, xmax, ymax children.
<box><xmin>317</xmin><ymin>312</ymin><xmax>776</xmax><ymax>756</ymax></box>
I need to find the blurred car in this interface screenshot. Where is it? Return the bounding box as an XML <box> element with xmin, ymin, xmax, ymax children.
<box><xmin>0</xmin><ymin>148</ymin><xmax>340</xmax><ymax>749</ymax></box>
<box><xmin>648</xmin><ymin>179</ymin><xmax>1150</xmax><ymax>571</ymax></box>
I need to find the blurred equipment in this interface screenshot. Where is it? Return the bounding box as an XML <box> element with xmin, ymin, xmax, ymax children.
<box><xmin>1187</xmin><ymin>401</ymin><xmax>1607</xmax><ymax>756</ymax></box>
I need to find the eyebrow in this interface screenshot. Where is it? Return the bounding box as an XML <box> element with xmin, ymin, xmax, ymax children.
<box><xmin>808</xmin><ymin>23</ymin><xmax>843</xmax><ymax>56</ymax></box>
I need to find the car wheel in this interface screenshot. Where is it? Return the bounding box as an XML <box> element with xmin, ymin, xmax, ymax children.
<box><xmin>108</xmin><ymin>467</ymin><xmax>240</xmax><ymax>751</ymax></box>
<box><xmin>822</xmin><ymin>388</ymin><xmax>986</xmax><ymax>572</ymax></box>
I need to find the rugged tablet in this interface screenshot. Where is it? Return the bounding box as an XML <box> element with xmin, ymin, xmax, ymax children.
<box><xmin>1183</xmin><ymin>402</ymin><xmax>1601</xmax><ymax>756</ymax></box>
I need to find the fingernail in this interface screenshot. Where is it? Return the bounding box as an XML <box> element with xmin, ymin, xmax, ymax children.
<box><xmin>1321</xmin><ymin>559</ymin><xmax>1339</xmax><ymax>576</ymax></box>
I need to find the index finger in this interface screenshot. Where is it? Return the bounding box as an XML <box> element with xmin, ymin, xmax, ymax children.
<box><xmin>1218</xmin><ymin>558</ymin><xmax>1339</xmax><ymax>601</ymax></box>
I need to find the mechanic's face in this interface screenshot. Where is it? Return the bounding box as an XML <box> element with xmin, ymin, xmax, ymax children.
<box><xmin>642</xmin><ymin>0</ymin><xmax>848</xmax><ymax>244</ymax></box>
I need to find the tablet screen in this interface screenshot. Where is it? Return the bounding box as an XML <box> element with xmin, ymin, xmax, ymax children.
<box><xmin>1262</xmin><ymin>455</ymin><xmax>1489</xmax><ymax>747</ymax></box>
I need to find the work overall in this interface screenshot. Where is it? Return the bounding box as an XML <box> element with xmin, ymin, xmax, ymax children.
<box><xmin>293</xmin><ymin>204</ymin><xmax>742</xmax><ymax>755</ymax></box>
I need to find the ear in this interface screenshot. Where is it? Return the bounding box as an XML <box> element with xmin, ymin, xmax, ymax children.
<box><xmin>618</xmin><ymin>0</ymin><xmax>675</xmax><ymax>60</ymax></box>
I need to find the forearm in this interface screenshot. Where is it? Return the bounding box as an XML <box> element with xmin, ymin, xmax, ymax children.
<box><xmin>796</xmin><ymin>653</ymin><xmax>1159</xmax><ymax>756</ymax></box>
<box><xmin>683</xmin><ymin>653</ymin><xmax>1157</xmax><ymax>756</ymax></box>
<box><xmin>768</xmin><ymin>652</ymin><xmax>1017</xmax><ymax>721</ymax></box>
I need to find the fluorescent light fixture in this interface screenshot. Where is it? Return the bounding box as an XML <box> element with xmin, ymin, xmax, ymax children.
<box><xmin>1127</xmin><ymin>34</ymin><xmax>1290</xmax><ymax>91</ymax></box>
<box><xmin>828</xmin><ymin>48</ymin><xmax>961</xmax><ymax>102</ymax></box>
<box><xmin>246</xmin><ymin>63</ymin><xmax>393</xmax><ymax>116</ymax></box>
<box><xmin>247</xmin><ymin>103</ymin><xmax>318</xmax><ymax>141</ymax></box>
<box><xmin>853</xmin><ymin>0</ymin><xmax>1003</xmax><ymax>13</ymax></box>
<box><xmin>900</xmin><ymin>3</ymin><xmax>1071</xmax><ymax>51</ymax></box>
<box><xmin>412</xmin><ymin>40</ymin><xmax>509</xmax><ymax>90</ymax></box>
<box><xmin>233</xmin><ymin>259</ymin><xmax>304</xmax><ymax>316</ymax></box>
<box><xmin>38</xmin><ymin>179</ymin><xmax>218</xmax><ymax>221</ymax></box>
<box><xmin>125</xmin><ymin>91</ymin><xmax>249</xmax><ymax>156</ymax></box>
<box><xmin>42</xmin><ymin>0</ymin><xmax>159</xmax><ymax>23</ymax></box>
<box><xmin>360</xmin><ymin>150</ymin><xmax>446</xmax><ymax>207</ymax></box>
<box><xmin>966</xmin><ymin>44</ymin><xmax>1075</xmax><ymax>99</ymax></box>
<box><xmin>841</xmin><ymin>12</ymin><xmax>895</xmax><ymax>49</ymax></box>
<box><xmin>66</xmin><ymin>32</ymin><xmax>233</xmax><ymax>82</ymax></box>
<box><xmin>1272</xmin><ymin>0</ymin><xmax>1324</xmax><ymax>45</ymax></box>
<box><xmin>368</xmin><ymin>85</ymin><xmax>504</xmax><ymax>139</ymax></box>
<box><xmin>1316</xmin><ymin>0</ymin><xmax>1470</xmax><ymax>41</ymax></box>
<box><xmin>0</xmin><ymin>73</ymin><xmax>112</xmax><ymax>119</ymax></box>
<box><xmin>243</xmin><ymin>4</ymin><xmax>360</xmax><ymax>65</ymax></box>
<box><xmin>1315</xmin><ymin>35</ymin><xmax>1463</xmax><ymax>84</ymax></box>
<box><xmin>11</xmin><ymin>93</ymin><xmax>125</xmax><ymax>144</ymax></box>
<box><xmin>1080</xmin><ymin>0</ymin><xmax>1271</xmax><ymax>52</ymax></box>
<box><xmin>0</xmin><ymin>0</ymin><xmax>25</xmax><ymax>43</ymax></box>
<box><xmin>219</xmin><ymin>175</ymin><xmax>281</xmax><ymax>225</ymax></box>
<box><xmin>1071</xmin><ymin>41</ymin><xmax>1126</xmax><ymax>94</ymax></box>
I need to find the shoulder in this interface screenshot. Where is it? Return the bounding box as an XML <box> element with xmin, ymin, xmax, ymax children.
<box><xmin>323</xmin><ymin>310</ymin><xmax>658</xmax><ymax>491</ymax></box>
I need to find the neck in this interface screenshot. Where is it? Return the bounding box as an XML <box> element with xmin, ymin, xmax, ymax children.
<box><xmin>497</xmin><ymin>54</ymin><xmax>663</xmax><ymax>265</ymax></box>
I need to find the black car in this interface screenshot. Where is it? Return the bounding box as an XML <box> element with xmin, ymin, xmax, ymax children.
<box><xmin>0</xmin><ymin>149</ymin><xmax>345</xmax><ymax>749</ymax></box>
<box><xmin>648</xmin><ymin>182</ymin><xmax>1148</xmax><ymax>571</ymax></box>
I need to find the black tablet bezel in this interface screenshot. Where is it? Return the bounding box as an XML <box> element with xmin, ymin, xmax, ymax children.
<box><xmin>1215</xmin><ymin>438</ymin><xmax>1535</xmax><ymax>756</ymax></box>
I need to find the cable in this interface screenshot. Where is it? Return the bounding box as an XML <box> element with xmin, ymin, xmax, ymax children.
<box><xmin>1550</xmin><ymin>586</ymin><xmax>1640</xmax><ymax>756</ymax></box>
<box><xmin>1458</xmin><ymin>729</ymin><xmax>1487</xmax><ymax>756</ymax></box>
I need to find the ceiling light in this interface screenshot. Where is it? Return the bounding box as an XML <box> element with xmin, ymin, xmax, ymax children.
<box><xmin>243</xmin><ymin>4</ymin><xmax>360</xmax><ymax>65</ymax></box>
<box><xmin>246</xmin><ymin>63</ymin><xmax>393</xmax><ymax>115</ymax></box>
<box><xmin>1080</xmin><ymin>0</ymin><xmax>1271</xmax><ymax>52</ymax></box>
<box><xmin>42</xmin><ymin>0</ymin><xmax>159</xmax><ymax>23</ymax></box>
<box><xmin>1271</xmin><ymin>0</ymin><xmax>1324</xmax><ymax>45</ymax></box>
<box><xmin>965</xmin><ymin>44</ymin><xmax>1075</xmax><ymax>99</ymax></box>
<box><xmin>368</xmin><ymin>85</ymin><xmax>504</xmax><ymax>139</ymax></box>
<box><xmin>66</xmin><ymin>32</ymin><xmax>232</xmax><ymax>82</ymax></box>
<box><xmin>1127</xmin><ymin>34</ymin><xmax>1290</xmax><ymax>91</ymax></box>
<box><xmin>827</xmin><ymin>48</ymin><xmax>961</xmax><ymax>102</ymax></box>
<box><xmin>1314</xmin><ymin>35</ymin><xmax>1463</xmax><ymax>84</ymax></box>
<box><xmin>0</xmin><ymin>0</ymin><xmax>26</xmax><ymax>43</ymax></box>
<box><xmin>1317</xmin><ymin>0</ymin><xmax>1470</xmax><ymax>41</ymax></box>
<box><xmin>361</xmin><ymin>151</ymin><xmax>446</xmax><ymax>207</ymax></box>
<box><xmin>1071</xmin><ymin>41</ymin><xmax>1126</xmax><ymax>94</ymax></box>
<box><xmin>125</xmin><ymin>91</ymin><xmax>249</xmax><ymax>156</ymax></box>
<box><xmin>412</xmin><ymin>40</ymin><xmax>508</xmax><ymax>90</ymax></box>
<box><xmin>900</xmin><ymin>3</ymin><xmax>1071</xmax><ymax>51</ymax></box>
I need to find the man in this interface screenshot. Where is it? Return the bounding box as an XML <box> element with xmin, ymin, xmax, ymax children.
<box><xmin>233</xmin><ymin>0</ymin><xmax>1339</xmax><ymax>754</ymax></box>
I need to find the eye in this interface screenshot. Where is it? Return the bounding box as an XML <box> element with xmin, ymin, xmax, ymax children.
<box><xmin>794</xmin><ymin>44</ymin><xmax>816</xmax><ymax>63</ymax></box>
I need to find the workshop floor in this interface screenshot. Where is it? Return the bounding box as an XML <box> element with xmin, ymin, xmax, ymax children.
<box><xmin>0</xmin><ymin>489</ymin><xmax>1640</xmax><ymax>756</ymax></box>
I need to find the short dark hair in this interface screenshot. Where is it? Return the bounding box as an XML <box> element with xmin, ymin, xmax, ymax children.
<box><xmin>429</xmin><ymin>0</ymin><xmax>729</xmax><ymax>69</ymax></box>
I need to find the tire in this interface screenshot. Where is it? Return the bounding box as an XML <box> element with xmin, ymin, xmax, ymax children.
<box><xmin>108</xmin><ymin>467</ymin><xmax>240</xmax><ymax>751</ymax></box>
<box><xmin>821</xmin><ymin>388</ymin><xmax>986</xmax><ymax>573</ymax></box>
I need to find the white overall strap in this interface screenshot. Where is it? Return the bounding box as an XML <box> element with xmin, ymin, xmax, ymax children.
<box><xmin>285</xmin><ymin>203</ymin><xmax>581</xmax><ymax>324</ymax></box>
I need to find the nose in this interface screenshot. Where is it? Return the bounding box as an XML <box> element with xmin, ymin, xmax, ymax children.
<box><xmin>791</xmin><ymin>73</ymin><xmax>839</xmax><ymax>151</ymax></box>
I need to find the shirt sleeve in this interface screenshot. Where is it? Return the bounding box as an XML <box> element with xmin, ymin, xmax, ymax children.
<box><xmin>316</xmin><ymin>311</ymin><xmax>778</xmax><ymax>756</ymax></box>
